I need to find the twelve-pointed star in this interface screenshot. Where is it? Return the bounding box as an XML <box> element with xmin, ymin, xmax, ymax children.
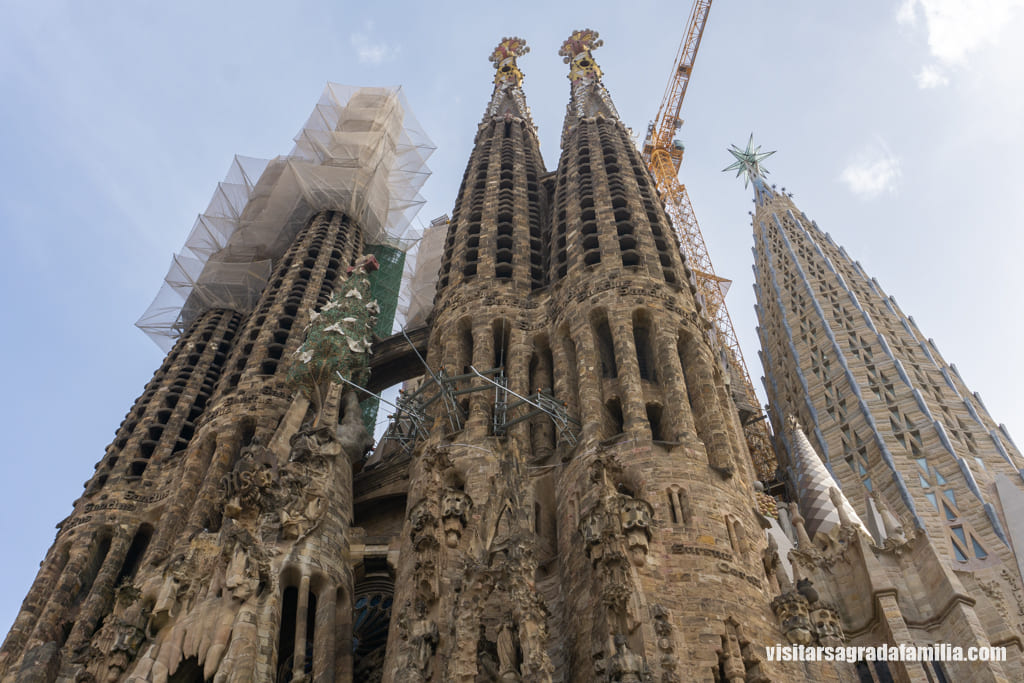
<box><xmin>724</xmin><ymin>134</ymin><xmax>775</xmax><ymax>187</ymax></box>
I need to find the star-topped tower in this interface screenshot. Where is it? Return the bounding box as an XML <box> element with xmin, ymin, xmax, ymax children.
<box><xmin>724</xmin><ymin>134</ymin><xmax>776</xmax><ymax>205</ymax></box>
<box><xmin>742</xmin><ymin>142</ymin><xmax>1024</xmax><ymax>679</ymax></box>
<box><xmin>484</xmin><ymin>36</ymin><xmax>534</xmax><ymax>127</ymax></box>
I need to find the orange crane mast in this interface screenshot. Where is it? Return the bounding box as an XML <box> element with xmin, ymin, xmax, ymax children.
<box><xmin>641</xmin><ymin>0</ymin><xmax>778</xmax><ymax>481</ymax></box>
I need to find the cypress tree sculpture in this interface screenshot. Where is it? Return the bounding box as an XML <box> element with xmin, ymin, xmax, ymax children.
<box><xmin>288</xmin><ymin>254</ymin><xmax>380</xmax><ymax>422</ymax></box>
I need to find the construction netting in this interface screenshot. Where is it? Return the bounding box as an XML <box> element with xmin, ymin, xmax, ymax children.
<box><xmin>136</xmin><ymin>84</ymin><xmax>437</xmax><ymax>350</ymax></box>
<box><xmin>403</xmin><ymin>215</ymin><xmax>448</xmax><ymax>328</ymax></box>
<box><xmin>359</xmin><ymin>242</ymin><xmax>407</xmax><ymax>431</ymax></box>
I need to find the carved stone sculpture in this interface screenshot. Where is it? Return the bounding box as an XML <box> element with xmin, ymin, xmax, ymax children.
<box><xmin>812</xmin><ymin>604</ymin><xmax>844</xmax><ymax>647</ymax></box>
<box><xmin>608</xmin><ymin>635</ymin><xmax>645</xmax><ymax>683</ymax></box>
<box><xmin>497</xmin><ymin>613</ymin><xmax>521</xmax><ymax>682</ymax></box>
<box><xmin>580</xmin><ymin>508</ymin><xmax>606</xmax><ymax>565</ymax></box>
<box><xmin>336</xmin><ymin>389</ymin><xmax>375</xmax><ymax>464</ymax></box>
<box><xmin>441</xmin><ymin>489</ymin><xmax>473</xmax><ymax>548</ymax></box>
<box><xmin>405</xmin><ymin>601</ymin><xmax>438</xmax><ymax>679</ymax></box>
<box><xmin>619</xmin><ymin>496</ymin><xmax>654</xmax><ymax>566</ymax></box>
<box><xmin>409</xmin><ymin>499</ymin><xmax>438</xmax><ymax>552</ymax></box>
<box><xmin>873</xmin><ymin>492</ymin><xmax>907</xmax><ymax>545</ymax></box>
<box><xmin>221</xmin><ymin>439</ymin><xmax>277</xmax><ymax>519</ymax></box>
<box><xmin>771</xmin><ymin>591</ymin><xmax>813</xmax><ymax>646</ymax></box>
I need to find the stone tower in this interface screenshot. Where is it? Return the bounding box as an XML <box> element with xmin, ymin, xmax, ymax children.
<box><xmin>380</xmin><ymin>33</ymin><xmax>817</xmax><ymax>682</ymax></box>
<box><xmin>738</xmin><ymin>138</ymin><xmax>1024</xmax><ymax>679</ymax></box>
<box><xmin>0</xmin><ymin>85</ymin><xmax>434</xmax><ymax>682</ymax></box>
<box><xmin>13</xmin><ymin>32</ymin><xmax>1024</xmax><ymax>683</ymax></box>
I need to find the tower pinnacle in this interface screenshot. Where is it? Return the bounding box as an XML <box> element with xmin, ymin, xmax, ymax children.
<box><xmin>484</xmin><ymin>36</ymin><xmax>534</xmax><ymax>127</ymax></box>
<box><xmin>724</xmin><ymin>134</ymin><xmax>776</xmax><ymax>204</ymax></box>
<box><xmin>559</xmin><ymin>29</ymin><xmax>620</xmax><ymax>143</ymax></box>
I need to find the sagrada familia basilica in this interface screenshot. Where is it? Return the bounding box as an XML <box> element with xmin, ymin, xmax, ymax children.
<box><xmin>2</xmin><ymin>30</ymin><xmax>1023</xmax><ymax>683</ymax></box>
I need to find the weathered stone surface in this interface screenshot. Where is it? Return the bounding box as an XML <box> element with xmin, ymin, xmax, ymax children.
<box><xmin>5</xmin><ymin>35</ymin><xmax>1024</xmax><ymax>683</ymax></box>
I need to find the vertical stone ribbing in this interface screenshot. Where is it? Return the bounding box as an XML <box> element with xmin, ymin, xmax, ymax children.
<box><xmin>217</xmin><ymin>210</ymin><xmax>362</xmax><ymax>394</ymax></box>
<box><xmin>435</xmin><ymin>118</ymin><xmax>546</xmax><ymax>303</ymax></box>
<box><xmin>755</xmin><ymin>191</ymin><xmax>1024</xmax><ymax>556</ymax></box>
<box><xmin>85</xmin><ymin>307</ymin><xmax>241</xmax><ymax>486</ymax></box>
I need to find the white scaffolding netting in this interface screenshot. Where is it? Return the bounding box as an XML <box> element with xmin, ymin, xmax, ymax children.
<box><xmin>403</xmin><ymin>214</ymin><xmax>448</xmax><ymax>328</ymax></box>
<box><xmin>137</xmin><ymin>84</ymin><xmax>436</xmax><ymax>349</ymax></box>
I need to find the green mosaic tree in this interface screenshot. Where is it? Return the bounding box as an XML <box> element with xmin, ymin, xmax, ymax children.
<box><xmin>288</xmin><ymin>254</ymin><xmax>380</xmax><ymax>424</ymax></box>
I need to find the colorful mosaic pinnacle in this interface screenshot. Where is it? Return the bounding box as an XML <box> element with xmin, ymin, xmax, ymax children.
<box><xmin>559</xmin><ymin>28</ymin><xmax>604</xmax><ymax>83</ymax></box>
<box><xmin>490</xmin><ymin>36</ymin><xmax>529</xmax><ymax>86</ymax></box>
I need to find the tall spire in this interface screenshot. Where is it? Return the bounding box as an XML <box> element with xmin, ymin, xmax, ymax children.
<box><xmin>785</xmin><ymin>416</ymin><xmax>868</xmax><ymax>545</ymax></box>
<box><xmin>484</xmin><ymin>36</ymin><xmax>534</xmax><ymax>128</ymax></box>
<box><xmin>559</xmin><ymin>29</ymin><xmax>620</xmax><ymax>143</ymax></box>
<box><xmin>724</xmin><ymin>134</ymin><xmax>776</xmax><ymax>206</ymax></box>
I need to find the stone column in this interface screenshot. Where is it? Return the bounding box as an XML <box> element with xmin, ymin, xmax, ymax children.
<box><xmin>551</xmin><ymin>330</ymin><xmax>580</xmax><ymax>425</ymax></box>
<box><xmin>184</xmin><ymin>428</ymin><xmax>241</xmax><ymax>537</ymax></box>
<box><xmin>313</xmin><ymin>585</ymin><xmax>336</xmax><ymax>683</ymax></box>
<box><xmin>21</xmin><ymin>536</ymin><xmax>105</xmax><ymax>680</ymax></box>
<box><xmin>573</xmin><ymin>324</ymin><xmax>604</xmax><ymax>446</ymax></box>
<box><xmin>64</xmin><ymin>529</ymin><xmax>133</xmax><ymax>653</ymax></box>
<box><xmin>529</xmin><ymin>341</ymin><xmax>555</xmax><ymax>462</ymax></box>
<box><xmin>655</xmin><ymin>325</ymin><xmax>696</xmax><ymax>441</ymax></box>
<box><xmin>469</xmin><ymin>321</ymin><xmax>495</xmax><ymax>433</ymax></box>
<box><xmin>292</xmin><ymin>573</ymin><xmax>311</xmax><ymax>681</ymax></box>
<box><xmin>333</xmin><ymin>588</ymin><xmax>353</xmax><ymax>681</ymax></box>
<box><xmin>150</xmin><ymin>434</ymin><xmax>214</xmax><ymax>563</ymax></box>
<box><xmin>682</xmin><ymin>338</ymin><xmax>733</xmax><ymax>474</ymax></box>
<box><xmin>506</xmin><ymin>326</ymin><xmax>532</xmax><ymax>444</ymax></box>
<box><xmin>0</xmin><ymin>544</ymin><xmax>67</xmax><ymax>667</ymax></box>
<box><xmin>609</xmin><ymin>316</ymin><xmax>650</xmax><ymax>440</ymax></box>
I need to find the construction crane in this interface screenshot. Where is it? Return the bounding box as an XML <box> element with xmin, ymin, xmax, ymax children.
<box><xmin>640</xmin><ymin>0</ymin><xmax>778</xmax><ymax>482</ymax></box>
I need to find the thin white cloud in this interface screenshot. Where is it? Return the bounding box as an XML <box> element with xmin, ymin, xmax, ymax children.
<box><xmin>840</xmin><ymin>143</ymin><xmax>902</xmax><ymax>199</ymax></box>
<box><xmin>915</xmin><ymin>64</ymin><xmax>949</xmax><ymax>88</ymax></box>
<box><xmin>350</xmin><ymin>22</ymin><xmax>399</xmax><ymax>65</ymax></box>
<box><xmin>898</xmin><ymin>0</ymin><xmax>1024</xmax><ymax>87</ymax></box>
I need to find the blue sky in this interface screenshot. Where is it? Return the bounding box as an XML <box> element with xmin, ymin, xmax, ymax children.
<box><xmin>2</xmin><ymin>0</ymin><xmax>1023</xmax><ymax>632</ymax></box>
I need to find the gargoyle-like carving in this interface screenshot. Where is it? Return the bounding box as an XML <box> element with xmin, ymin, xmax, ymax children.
<box><xmin>717</xmin><ymin>631</ymin><xmax>746</xmax><ymax>683</ymax></box>
<box><xmin>811</xmin><ymin>604</ymin><xmax>844</xmax><ymax>648</ymax></box>
<box><xmin>409</xmin><ymin>499</ymin><xmax>438</xmax><ymax>552</ymax></box>
<box><xmin>288</xmin><ymin>424</ymin><xmax>335</xmax><ymax>463</ymax></box>
<box><xmin>771</xmin><ymin>591</ymin><xmax>813</xmax><ymax>646</ymax></box>
<box><xmin>278</xmin><ymin>456</ymin><xmax>330</xmax><ymax>541</ymax></box>
<box><xmin>651</xmin><ymin>604</ymin><xmax>679</xmax><ymax>682</ymax></box>
<box><xmin>441</xmin><ymin>489</ymin><xmax>472</xmax><ymax>548</ymax></box>
<box><xmin>580</xmin><ymin>508</ymin><xmax>607</xmax><ymax>565</ymax></box>
<box><xmin>619</xmin><ymin>496</ymin><xmax>654</xmax><ymax>566</ymax></box>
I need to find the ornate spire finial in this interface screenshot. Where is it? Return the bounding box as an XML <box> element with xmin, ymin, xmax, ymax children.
<box><xmin>559</xmin><ymin>29</ymin><xmax>604</xmax><ymax>83</ymax></box>
<box><xmin>558</xmin><ymin>29</ymin><xmax>619</xmax><ymax>143</ymax></box>
<box><xmin>490</xmin><ymin>36</ymin><xmax>529</xmax><ymax>87</ymax></box>
<box><xmin>483</xmin><ymin>37</ymin><xmax>534</xmax><ymax>128</ymax></box>
<box><xmin>724</xmin><ymin>134</ymin><xmax>775</xmax><ymax>188</ymax></box>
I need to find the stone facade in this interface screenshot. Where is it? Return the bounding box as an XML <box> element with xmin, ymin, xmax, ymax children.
<box><xmin>4</xmin><ymin>32</ymin><xmax>1023</xmax><ymax>683</ymax></box>
<box><xmin>747</xmin><ymin>153</ymin><xmax>1024</xmax><ymax>681</ymax></box>
<box><xmin>379</xmin><ymin>34</ymin><xmax>830</xmax><ymax>682</ymax></box>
